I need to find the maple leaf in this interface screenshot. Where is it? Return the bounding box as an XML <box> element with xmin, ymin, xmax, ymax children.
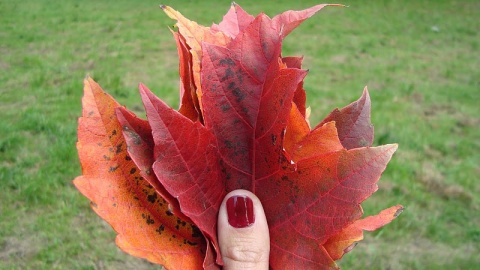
<box><xmin>139</xmin><ymin>83</ymin><xmax>226</xmax><ymax>265</ymax></box>
<box><xmin>74</xmin><ymin>78</ymin><xmax>207</xmax><ymax>269</ymax></box>
<box><xmin>161</xmin><ymin>5</ymin><xmax>230</xmax><ymax>118</ymax></box>
<box><xmin>74</xmin><ymin>3</ymin><xmax>403</xmax><ymax>269</ymax></box>
<box><xmin>323</xmin><ymin>204</ymin><xmax>404</xmax><ymax>261</ymax></box>
<box><xmin>318</xmin><ymin>87</ymin><xmax>374</xmax><ymax>149</ymax></box>
<box><xmin>211</xmin><ymin>2</ymin><xmax>255</xmax><ymax>38</ymax></box>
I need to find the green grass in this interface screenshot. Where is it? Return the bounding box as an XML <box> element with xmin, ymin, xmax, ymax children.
<box><xmin>1</xmin><ymin>0</ymin><xmax>479</xmax><ymax>269</ymax></box>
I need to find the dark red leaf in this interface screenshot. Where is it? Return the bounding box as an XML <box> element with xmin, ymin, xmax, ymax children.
<box><xmin>202</xmin><ymin>44</ymin><xmax>307</xmax><ymax>190</ymax></box>
<box><xmin>200</xmin><ymin>10</ymin><xmax>311</xmax><ymax>191</ymax></box>
<box><xmin>257</xmin><ymin>144</ymin><xmax>398</xmax><ymax>269</ymax></box>
<box><xmin>115</xmin><ymin>106</ymin><xmax>190</xmax><ymax>221</ymax></box>
<box><xmin>139</xmin><ymin>83</ymin><xmax>226</xmax><ymax>264</ymax></box>
<box><xmin>319</xmin><ymin>88</ymin><xmax>374</xmax><ymax>149</ymax></box>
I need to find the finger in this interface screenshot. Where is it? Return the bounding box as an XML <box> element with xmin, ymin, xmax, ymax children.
<box><xmin>217</xmin><ymin>190</ymin><xmax>270</xmax><ymax>270</ymax></box>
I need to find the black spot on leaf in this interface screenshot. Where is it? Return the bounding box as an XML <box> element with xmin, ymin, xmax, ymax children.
<box><xmin>186</xmin><ymin>240</ymin><xmax>197</xmax><ymax>246</ymax></box>
<box><xmin>115</xmin><ymin>142</ymin><xmax>123</xmax><ymax>154</ymax></box>
<box><xmin>147</xmin><ymin>192</ymin><xmax>157</xmax><ymax>204</ymax></box>
<box><xmin>219</xmin><ymin>58</ymin><xmax>235</xmax><ymax>66</ymax></box>
<box><xmin>191</xmin><ymin>225</ymin><xmax>202</xmax><ymax>238</ymax></box>
<box><xmin>156</xmin><ymin>224</ymin><xmax>165</xmax><ymax>234</ymax></box>
<box><xmin>221</xmin><ymin>68</ymin><xmax>234</xmax><ymax>81</ymax></box>
<box><xmin>142</xmin><ymin>213</ymin><xmax>155</xmax><ymax>225</ymax></box>
<box><xmin>232</xmin><ymin>87</ymin><xmax>245</xmax><ymax>102</ymax></box>
<box><xmin>146</xmin><ymin>216</ymin><xmax>154</xmax><ymax>225</ymax></box>
<box><xmin>221</xmin><ymin>103</ymin><xmax>231</xmax><ymax>112</ymax></box>
<box><xmin>224</xmin><ymin>140</ymin><xmax>233</xmax><ymax>149</ymax></box>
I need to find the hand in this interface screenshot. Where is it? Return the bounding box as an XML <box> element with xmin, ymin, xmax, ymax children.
<box><xmin>217</xmin><ymin>190</ymin><xmax>270</xmax><ymax>270</ymax></box>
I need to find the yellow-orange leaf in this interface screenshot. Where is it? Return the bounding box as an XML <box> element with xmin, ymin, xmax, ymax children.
<box><xmin>161</xmin><ymin>5</ymin><xmax>230</xmax><ymax>113</ymax></box>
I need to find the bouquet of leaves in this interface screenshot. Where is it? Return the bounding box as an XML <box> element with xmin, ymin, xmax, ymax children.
<box><xmin>74</xmin><ymin>4</ymin><xmax>403</xmax><ymax>269</ymax></box>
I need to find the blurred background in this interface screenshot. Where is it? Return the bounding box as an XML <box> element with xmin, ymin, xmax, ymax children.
<box><xmin>1</xmin><ymin>0</ymin><xmax>478</xmax><ymax>269</ymax></box>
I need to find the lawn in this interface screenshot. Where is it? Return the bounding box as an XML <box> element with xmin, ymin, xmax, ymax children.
<box><xmin>1</xmin><ymin>0</ymin><xmax>479</xmax><ymax>269</ymax></box>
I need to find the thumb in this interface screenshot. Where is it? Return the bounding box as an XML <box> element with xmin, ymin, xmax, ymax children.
<box><xmin>217</xmin><ymin>190</ymin><xmax>270</xmax><ymax>270</ymax></box>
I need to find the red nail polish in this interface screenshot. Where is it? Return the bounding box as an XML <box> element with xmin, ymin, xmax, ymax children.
<box><xmin>226</xmin><ymin>195</ymin><xmax>255</xmax><ymax>228</ymax></box>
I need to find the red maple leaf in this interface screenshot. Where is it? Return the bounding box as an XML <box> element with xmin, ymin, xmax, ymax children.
<box><xmin>74</xmin><ymin>3</ymin><xmax>403</xmax><ymax>269</ymax></box>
